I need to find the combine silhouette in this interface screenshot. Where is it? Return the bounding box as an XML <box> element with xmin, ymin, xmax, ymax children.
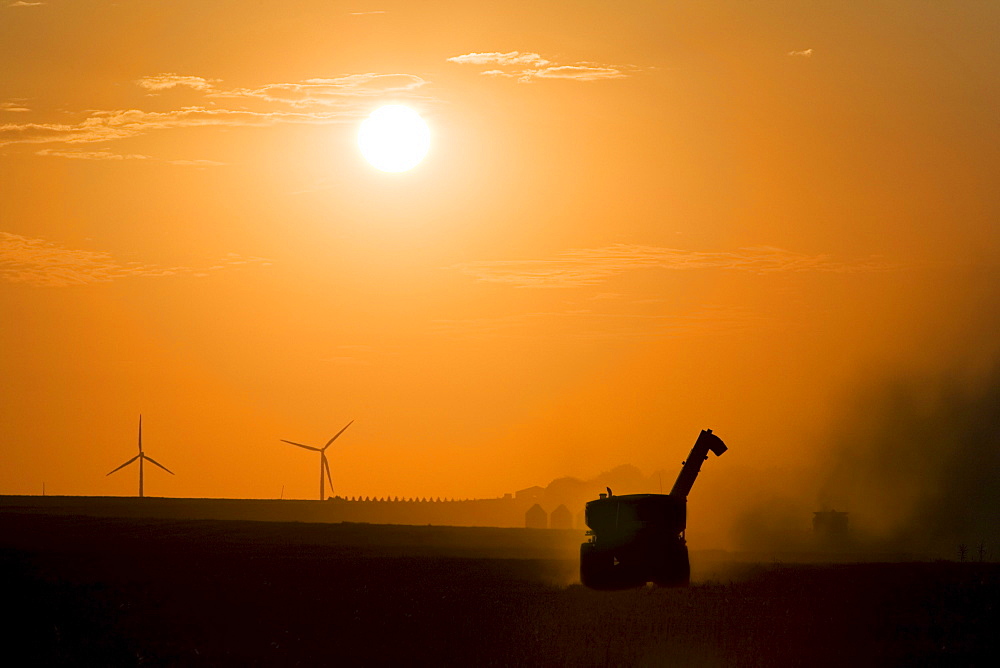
<box><xmin>580</xmin><ymin>429</ymin><xmax>728</xmax><ymax>589</ymax></box>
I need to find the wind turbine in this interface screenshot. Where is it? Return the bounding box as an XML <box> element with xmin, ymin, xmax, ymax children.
<box><xmin>106</xmin><ymin>415</ymin><xmax>174</xmax><ymax>497</ymax></box>
<box><xmin>280</xmin><ymin>420</ymin><xmax>354</xmax><ymax>500</ymax></box>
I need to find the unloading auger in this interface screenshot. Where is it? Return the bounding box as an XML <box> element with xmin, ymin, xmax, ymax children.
<box><xmin>580</xmin><ymin>429</ymin><xmax>728</xmax><ymax>589</ymax></box>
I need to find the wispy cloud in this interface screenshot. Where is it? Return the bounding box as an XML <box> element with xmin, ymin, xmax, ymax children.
<box><xmin>432</xmin><ymin>305</ymin><xmax>769</xmax><ymax>341</ymax></box>
<box><xmin>788</xmin><ymin>48</ymin><xmax>813</xmax><ymax>57</ymax></box>
<box><xmin>452</xmin><ymin>244</ymin><xmax>897</xmax><ymax>288</ymax></box>
<box><xmin>134</xmin><ymin>72</ymin><xmax>425</xmax><ymax>106</ymax></box>
<box><xmin>0</xmin><ymin>231</ymin><xmax>270</xmax><ymax>287</ymax></box>
<box><xmin>1</xmin><ymin>100</ymin><xmax>30</xmax><ymax>112</ymax></box>
<box><xmin>35</xmin><ymin>148</ymin><xmax>226</xmax><ymax>166</ymax></box>
<box><xmin>36</xmin><ymin>149</ymin><xmax>152</xmax><ymax>161</ymax></box>
<box><xmin>209</xmin><ymin>73</ymin><xmax>427</xmax><ymax>107</ymax></box>
<box><xmin>447</xmin><ymin>51</ymin><xmax>637</xmax><ymax>83</ymax></box>
<box><xmin>136</xmin><ymin>74</ymin><xmax>218</xmax><ymax>93</ymax></box>
<box><xmin>1</xmin><ymin>107</ymin><xmax>357</xmax><ymax>147</ymax></box>
<box><xmin>349</xmin><ymin>10</ymin><xmax>385</xmax><ymax>15</ymax></box>
<box><xmin>0</xmin><ymin>73</ymin><xmax>429</xmax><ymax>148</ymax></box>
<box><xmin>7</xmin><ymin>1</ymin><xmax>45</xmax><ymax>7</ymax></box>
<box><xmin>518</xmin><ymin>64</ymin><xmax>630</xmax><ymax>82</ymax></box>
<box><xmin>447</xmin><ymin>51</ymin><xmax>550</xmax><ymax>67</ymax></box>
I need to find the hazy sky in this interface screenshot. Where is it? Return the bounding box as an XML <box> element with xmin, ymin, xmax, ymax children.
<box><xmin>2</xmin><ymin>1</ymin><xmax>998</xmax><ymax>544</ymax></box>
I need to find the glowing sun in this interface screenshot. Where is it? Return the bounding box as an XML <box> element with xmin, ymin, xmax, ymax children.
<box><xmin>358</xmin><ymin>105</ymin><xmax>430</xmax><ymax>172</ymax></box>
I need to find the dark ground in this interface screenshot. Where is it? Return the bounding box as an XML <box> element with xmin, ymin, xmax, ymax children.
<box><xmin>1</xmin><ymin>513</ymin><xmax>997</xmax><ymax>667</ymax></box>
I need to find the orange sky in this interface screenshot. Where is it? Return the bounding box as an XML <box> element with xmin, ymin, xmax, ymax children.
<box><xmin>2</xmin><ymin>1</ymin><xmax>999</xmax><ymax>546</ymax></box>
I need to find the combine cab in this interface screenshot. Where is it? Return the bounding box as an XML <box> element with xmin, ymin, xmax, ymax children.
<box><xmin>580</xmin><ymin>429</ymin><xmax>728</xmax><ymax>589</ymax></box>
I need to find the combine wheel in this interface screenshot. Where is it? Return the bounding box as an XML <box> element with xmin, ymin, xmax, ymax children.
<box><xmin>652</xmin><ymin>543</ymin><xmax>690</xmax><ymax>587</ymax></box>
<box><xmin>580</xmin><ymin>542</ymin><xmax>616</xmax><ymax>589</ymax></box>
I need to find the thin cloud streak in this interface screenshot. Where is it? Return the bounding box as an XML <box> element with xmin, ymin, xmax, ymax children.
<box><xmin>788</xmin><ymin>48</ymin><xmax>814</xmax><ymax>57</ymax></box>
<box><xmin>136</xmin><ymin>74</ymin><xmax>218</xmax><ymax>93</ymax></box>
<box><xmin>453</xmin><ymin>244</ymin><xmax>898</xmax><ymax>288</ymax></box>
<box><xmin>1</xmin><ymin>107</ymin><xmax>358</xmax><ymax>147</ymax></box>
<box><xmin>447</xmin><ymin>51</ymin><xmax>637</xmax><ymax>83</ymax></box>
<box><xmin>36</xmin><ymin>149</ymin><xmax>152</xmax><ymax>161</ymax></box>
<box><xmin>447</xmin><ymin>52</ymin><xmax>550</xmax><ymax>67</ymax></box>
<box><xmin>1</xmin><ymin>100</ymin><xmax>30</xmax><ymax>112</ymax></box>
<box><xmin>135</xmin><ymin>72</ymin><xmax>424</xmax><ymax>102</ymax></box>
<box><xmin>0</xmin><ymin>232</ymin><xmax>270</xmax><ymax>287</ymax></box>
<box><xmin>209</xmin><ymin>73</ymin><xmax>427</xmax><ymax>107</ymax></box>
<box><xmin>525</xmin><ymin>64</ymin><xmax>629</xmax><ymax>82</ymax></box>
<box><xmin>432</xmin><ymin>305</ymin><xmax>770</xmax><ymax>341</ymax></box>
<box><xmin>35</xmin><ymin>149</ymin><xmax>226</xmax><ymax>166</ymax></box>
<box><xmin>0</xmin><ymin>73</ymin><xmax>429</xmax><ymax>147</ymax></box>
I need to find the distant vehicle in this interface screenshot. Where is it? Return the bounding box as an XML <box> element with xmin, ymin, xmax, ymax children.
<box><xmin>580</xmin><ymin>429</ymin><xmax>728</xmax><ymax>589</ymax></box>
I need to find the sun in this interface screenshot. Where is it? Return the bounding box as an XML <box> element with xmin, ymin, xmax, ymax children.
<box><xmin>358</xmin><ymin>105</ymin><xmax>430</xmax><ymax>173</ymax></box>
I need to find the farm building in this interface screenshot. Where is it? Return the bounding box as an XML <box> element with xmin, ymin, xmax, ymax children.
<box><xmin>525</xmin><ymin>503</ymin><xmax>548</xmax><ymax>529</ymax></box>
<box><xmin>549</xmin><ymin>504</ymin><xmax>572</xmax><ymax>529</ymax></box>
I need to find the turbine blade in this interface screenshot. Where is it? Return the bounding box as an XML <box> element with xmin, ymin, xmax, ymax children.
<box><xmin>107</xmin><ymin>454</ymin><xmax>140</xmax><ymax>476</ymax></box>
<box><xmin>323</xmin><ymin>420</ymin><xmax>355</xmax><ymax>450</ymax></box>
<box><xmin>143</xmin><ymin>455</ymin><xmax>174</xmax><ymax>475</ymax></box>
<box><xmin>138</xmin><ymin>414</ymin><xmax>143</xmax><ymax>453</ymax></box>
<box><xmin>323</xmin><ymin>454</ymin><xmax>334</xmax><ymax>491</ymax></box>
<box><xmin>281</xmin><ymin>439</ymin><xmax>321</xmax><ymax>452</ymax></box>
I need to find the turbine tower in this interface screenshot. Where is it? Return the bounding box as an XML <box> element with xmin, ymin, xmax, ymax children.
<box><xmin>106</xmin><ymin>415</ymin><xmax>174</xmax><ymax>497</ymax></box>
<box><xmin>281</xmin><ymin>420</ymin><xmax>354</xmax><ymax>500</ymax></box>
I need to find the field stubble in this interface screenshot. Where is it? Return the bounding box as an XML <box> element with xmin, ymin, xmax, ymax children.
<box><xmin>1</xmin><ymin>513</ymin><xmax>996</xmax><ymax>666</ymax></box>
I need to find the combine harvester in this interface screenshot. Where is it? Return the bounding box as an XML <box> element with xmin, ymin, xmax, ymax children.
<box><xmin>581</xmin><ymin>429</ymin><xmax>728</xmax><ymax>589</ymax></box>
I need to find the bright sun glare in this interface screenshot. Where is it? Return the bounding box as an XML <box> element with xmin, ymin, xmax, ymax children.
<box><xmin>358</xmin><ymin>105</ymin><xmax>430</xmax><ymax>173</ymax></box>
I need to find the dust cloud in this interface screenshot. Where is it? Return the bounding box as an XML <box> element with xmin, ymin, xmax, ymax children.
<box><xmin>730</xmin><ymin>360</ymin><xmax>1000</xmax><ymax>558</ymax></box>
<box><xmin>816</xmin><ymin>362</ymin><xmax>1000</xmax><ymax>554</ymax></box>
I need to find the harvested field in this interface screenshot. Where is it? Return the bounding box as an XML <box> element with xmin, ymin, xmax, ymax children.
<box><xmin>2</xmin><ymin>513</ymin><xmax>997</xmax><ymax>666</ymax></box>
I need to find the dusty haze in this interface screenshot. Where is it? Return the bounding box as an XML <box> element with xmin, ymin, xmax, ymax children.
<box><xmin>2</xmin><ymin>2</ymin><xmax>998</xmax><ymax>553</ymax></box>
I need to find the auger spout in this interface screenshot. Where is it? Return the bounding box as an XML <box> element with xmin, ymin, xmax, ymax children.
<box><xmin>668</xmin><ymin>429</ymin><xmax>728</xmax><ymax>499</ymax></box>
<box><xmin>580</xmin><ymin>429</ymin><xmax>729</xmax><ymax>589</ymax></box>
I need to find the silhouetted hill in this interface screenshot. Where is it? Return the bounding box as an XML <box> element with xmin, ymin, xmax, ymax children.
<box><xmin>537</xmin><ymin>464</ymin><xmax>670</xmax><ymax>512</ymax></box>
<box><xmin>1</xmin><ymin>463</ymin><xmax>666</xmax><ymax>530</ymax></box>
